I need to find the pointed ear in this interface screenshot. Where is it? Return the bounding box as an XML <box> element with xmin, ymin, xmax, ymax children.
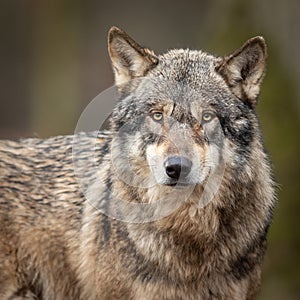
<box><xmin>216</xmin><ymin>37</ymin><xmax>267</xmax><ymax>107</ymax></box>
<box><xmin>108</xmin><ymin>27</ymin><xmax>158</xmax><ymax>86</ymax></box>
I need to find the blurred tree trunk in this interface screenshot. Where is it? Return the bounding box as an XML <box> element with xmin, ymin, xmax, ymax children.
<box><xmin>31</xmin><ymin>1</ymin><xmax>81</xmax><ymax>137</ymax></box>
<box><xmin>0</xmin><ymin>1</ymin><xmax>34</xmax><ymax>138</ymax></box>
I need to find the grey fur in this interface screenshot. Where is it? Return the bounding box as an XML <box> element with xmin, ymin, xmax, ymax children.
<box><xmin>0</xmin><ymin>27</ymin><xmax>275</xmax><ymax>299</ymax></box>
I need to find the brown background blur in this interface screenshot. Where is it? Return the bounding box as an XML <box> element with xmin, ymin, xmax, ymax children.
<box><xmin>0</xmin><ymin>1</ymin><xmax>299</xmax><ymax>299</ymax></box>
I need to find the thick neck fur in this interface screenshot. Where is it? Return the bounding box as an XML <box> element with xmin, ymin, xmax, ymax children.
<box><xmin>73</xmin><ymin>126</ymin><xmax>275</xmax><ymax>300</ymax></box>
<box><xmin>80</xmin><ymin>134</ymin><xmax>274</xmax><ymax>285</ymax></box>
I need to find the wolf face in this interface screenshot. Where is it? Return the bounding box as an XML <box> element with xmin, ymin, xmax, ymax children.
<box><xmin>108</xmin><ymin>27</ymin><xmax>267</xmax><ymax>202</ymax></box>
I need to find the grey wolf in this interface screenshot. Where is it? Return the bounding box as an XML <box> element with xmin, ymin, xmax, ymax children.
<box><xmin>0</xmin><ymin>27</ymin><xmax>275</xmax><ymax>299</ymax></box>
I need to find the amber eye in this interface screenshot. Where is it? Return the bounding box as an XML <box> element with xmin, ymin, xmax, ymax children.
<box><xmin>151</xmin><ymin>112</ymin><xmax>163</xmax><ymax>122</ymax></box>
<box><xmin>202</xmin><ymin>111</ymin><xmax>215</xmax><ymax>123</ymax></box>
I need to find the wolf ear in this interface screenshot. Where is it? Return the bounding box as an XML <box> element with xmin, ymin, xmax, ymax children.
<box><xmin>108</xmin><ymin>27</ymin><xmax>158</xmax><ymax>86</ymax></box>
<box><xmin>216</xmin><ymin>37</ymin><xmax>267</xmax><ymax>107</ymax></box>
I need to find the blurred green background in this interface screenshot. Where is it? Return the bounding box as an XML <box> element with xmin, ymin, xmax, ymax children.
<box><xmin>0</xmin><ymin>1</ymin><xmax>299</xmax><ymax>299</ymax></box>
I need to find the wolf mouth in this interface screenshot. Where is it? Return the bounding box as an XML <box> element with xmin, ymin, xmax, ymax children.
<box><xmin>163</xmin><ymin>181</ymin><xmax>193</xmax><ymax>188</ymax></box>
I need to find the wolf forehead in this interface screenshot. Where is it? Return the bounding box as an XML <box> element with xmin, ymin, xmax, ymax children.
<box><xmin>157</xmin><ymin>49</ymin><xmax>224</xmax><ymax>87</ymax></box>
<box><xmin>120</xmin><ymin>49</ymin><xmax>230</xmax><ymax>105</ymax></box>
<box><xmin>140</xmin><ymin>50</ymin><xmax>230</xmax><ymax>105</ymax></box>
<box><xmin>113</xmin><ymin>50</ymin><xmax>246</xmax><ymax>122</ymax></box>
<box><xmin>115</xmin><ymin>50</ymin><xmax>233</xmax><ymax>113</ymax></box>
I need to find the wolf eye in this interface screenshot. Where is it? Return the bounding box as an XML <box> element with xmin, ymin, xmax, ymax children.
<box><xmin>202</xmin><ymin>112</ymin><xmax>215</xmax><ymax>123</ymax></box>
<box><xmin>151</xmin><ymin>112</ymin><xmax>163</xmax><ymax>122</ymax></box>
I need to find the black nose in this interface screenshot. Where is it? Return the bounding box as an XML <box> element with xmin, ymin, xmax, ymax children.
<box><xmin>164</xmin><ymin>156</ymin><xmax>192</xmax><ymax>180</ymax></box>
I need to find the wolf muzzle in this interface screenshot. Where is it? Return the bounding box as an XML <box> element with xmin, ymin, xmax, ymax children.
<box><xmin>164</xmin><ymin>156</ymin><xmax>192</xmax><ymax>182</ymax></box>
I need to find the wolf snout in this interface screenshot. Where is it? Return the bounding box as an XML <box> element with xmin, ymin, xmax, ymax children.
<box><xmin>164</xmin><ymin>156</ymin><xmax>192</xmax><ymax>180</ymax></box>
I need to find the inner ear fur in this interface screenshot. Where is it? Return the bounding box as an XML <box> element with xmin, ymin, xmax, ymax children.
<box><xmin>108</xmin><ymin>26</ymin><xmax>158</xmax><ymax>86</ymax></box>
<box><xmin>216</xmin><ymin>36</ymin><xmax>267</xmax><ymax>107</ymax></box>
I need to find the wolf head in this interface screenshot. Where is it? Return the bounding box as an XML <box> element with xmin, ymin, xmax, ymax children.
<box><xmin>107</xmin><ymin>27</ymin><xmax>267</xmax><ymax>201</ymax></box>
